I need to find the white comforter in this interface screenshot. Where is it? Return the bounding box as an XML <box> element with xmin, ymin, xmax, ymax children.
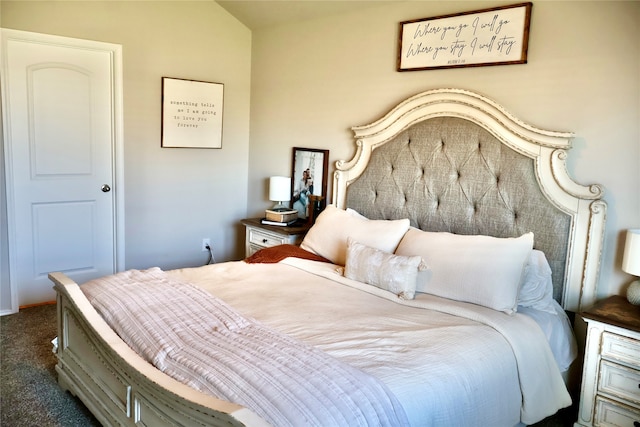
<box><xmin>171</xmin><ymin>258</ymin><xmax>572</xmax><ymax>426</ymax></box>
<box><xmin>81</xmin><ymin>267</ymin><xmax>409</xmax><ymax>427</ymax></box>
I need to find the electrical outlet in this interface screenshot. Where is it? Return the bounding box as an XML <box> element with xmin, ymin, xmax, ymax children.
<box><xmin>201</xmin><ymin>238</ymin><xmax>210</xmax><ymax>252</ymax></box>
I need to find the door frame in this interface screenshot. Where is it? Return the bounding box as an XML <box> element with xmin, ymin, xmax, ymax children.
<box><xmin>0</xmin><ymin>29</ymin><xmax>124</xmax><ymax>315</ymax></box>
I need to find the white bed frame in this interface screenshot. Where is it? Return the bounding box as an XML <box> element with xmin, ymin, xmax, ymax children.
<box><xmin>50</xmin><ymin>271</ymin><xmax>268</xmax><ymax>426</ymax></box>
<box><xmin>50</xmin><ymin>88</ymin><xmax>606</xmax><ymax>426</ymax></box>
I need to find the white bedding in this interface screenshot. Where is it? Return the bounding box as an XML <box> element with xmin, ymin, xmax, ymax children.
<box><xmin>81</xmin><ymin>267</ymin><xmax>409</xmax><ymax>427</ymax></box>
<box><xmin>169</xmin><ymin>257</ymin><xmax>572</xmax><ymax>426</ymax></box>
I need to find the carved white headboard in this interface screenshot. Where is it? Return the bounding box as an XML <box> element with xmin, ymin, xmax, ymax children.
<box><xmin>333</xmin><ymin>88</ymin><xmax>606</xmax><ymax>312</ymax></box>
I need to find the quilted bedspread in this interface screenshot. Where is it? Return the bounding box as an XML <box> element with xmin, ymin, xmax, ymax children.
<box><xmin>81</xmin><ymin>268</ymin><xmax>409</xmax><ymax>427</ymax></box>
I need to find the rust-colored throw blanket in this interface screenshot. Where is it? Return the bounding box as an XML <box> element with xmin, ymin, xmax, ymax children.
<box><xmin>244</xmin><ymin>244</ymin><xmax>332</xmax><ymax>264</ymax></box>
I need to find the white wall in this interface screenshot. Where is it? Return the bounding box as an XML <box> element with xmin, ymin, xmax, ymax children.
<box><xmin>1</xmin><ymin>0</ymin><xmax>252</xmax><ymax>283</ymax></box>
<box><xmin>248</xmin><ymin>1</ymin><xmax>640</xmax><ymax>299</ymax></box>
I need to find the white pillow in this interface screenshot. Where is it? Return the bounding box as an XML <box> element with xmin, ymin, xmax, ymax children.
<box><xmin>395</xmin><ymin>228</ymin><xmax>534</xmax><ymax>314</ymax></box>
<box><xmin>518</xmin><ymin>250</ymin><xmax>557</xmax><ymax>314</ymax></box>
<box><xmin>345</xmin><ymin>207</ymin><xmax>367</xmax><ymax>219</ymax></box>
<box><xmin>300</xmin><ymin>205</ymin><xmax>410</xmax><ymax>265</ymax></box>
<box><xmin>344</xmin><ymin>238</ymin><xmax>426</xmax><ymax>300</ymax></box>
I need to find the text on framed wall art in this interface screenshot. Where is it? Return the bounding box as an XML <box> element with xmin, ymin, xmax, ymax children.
<box><xmin>397</xmin><ymin>2</ymin><xmax>532</xmax><ymax>71</ymax></box>
<box><xmin>161</xmin><ymin>77</ymin><xmax>224</xmax><ymax>148</ymax></box>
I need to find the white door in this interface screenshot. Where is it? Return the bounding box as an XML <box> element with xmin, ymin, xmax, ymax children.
<box><xmin>1</xmin><ymin>29</ymin><xmax>124</xmax><ymax>309</ymax></box>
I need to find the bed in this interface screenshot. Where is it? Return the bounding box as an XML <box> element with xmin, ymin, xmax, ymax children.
<box><xmin>49</xmin><ymin>88</ymin><xmax>607</xmax><ymax>426</ymax></box>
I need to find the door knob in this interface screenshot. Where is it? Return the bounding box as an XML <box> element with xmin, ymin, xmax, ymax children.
<box><xmin>101</xmin><ymin>184</ymin><xmax>111</xmax><ymax>192</ymax></box>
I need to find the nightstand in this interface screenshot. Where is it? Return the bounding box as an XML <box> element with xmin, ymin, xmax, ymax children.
<box><xmin>241</xmin><ymin>218</ymin><xmax>312</xmax><ymax>257</ymax></box>
<box><xmin>574</xmin><ymin>295</ymin><xmax>640</xmax><ymax>427</ymax></box>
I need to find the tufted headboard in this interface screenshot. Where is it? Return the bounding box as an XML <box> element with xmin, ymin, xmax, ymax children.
<box><xmin>332</xmin><ymin>89</ymin><xmax>606</xmax><ymax>312</ymax></box>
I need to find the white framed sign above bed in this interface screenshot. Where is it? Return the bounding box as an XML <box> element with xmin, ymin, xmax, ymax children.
<box><xmin>397</xmin><ymin>2</ymin><xmax>532</xmax><ymax>71</ymax></box>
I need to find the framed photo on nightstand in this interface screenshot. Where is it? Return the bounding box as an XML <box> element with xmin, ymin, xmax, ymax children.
<box><xmin>291</xmin><ymin>147</ymin><xmax>328</xmax><ymax>220</ymax></box>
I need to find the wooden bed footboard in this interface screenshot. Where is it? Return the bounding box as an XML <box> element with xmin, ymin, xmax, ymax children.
<box><xmin>49</xmin><ymin>272</ymin><xmax>269</xmax><ymax>427</ymax></box>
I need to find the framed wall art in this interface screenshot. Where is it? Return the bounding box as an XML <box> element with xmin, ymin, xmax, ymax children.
<box><xmin>161</xmin><ymin>77</ymin><xmax>224</xmax><ymax>148</ymax></box>
<box><xmin>290</xmin><ymin>147</ymin><xmax>329</xmax><ymax>220</ymax></box>
<box><xmin>397</xmin><ymin>2</ymin><xmax>532</xmax><ymax>71</ymax></box>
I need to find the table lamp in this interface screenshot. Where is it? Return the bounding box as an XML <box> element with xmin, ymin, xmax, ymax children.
<box><xmin>269</xmin><ymin>176</ymin><xmax>291</xmax><ymax>211</ymax></box>
<box><xmin>622</xmin><ymin>228</ymin><xmax>640</xmax><ymax>305</ymax></box>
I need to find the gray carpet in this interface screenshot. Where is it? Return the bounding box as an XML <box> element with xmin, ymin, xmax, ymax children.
<box><xmin>1</xmin><ymin>303</ymin><xmax>99</xmax><ymax>426</ymax></box>
<box><xmin>1</xmin><ymin>303</ymin><xmax>576</xmax><ymax>427</ymax></box>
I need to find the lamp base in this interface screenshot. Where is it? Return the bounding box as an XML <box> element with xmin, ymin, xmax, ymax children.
<box><xmin>271</xmin><ymin>203</ymin><xmax>290</xmax><ymax>212</ymax></box>
<box><xmin>627</xmin><ymin>279</ymin><xmax>640</xmax><ymax>305</ymax></box>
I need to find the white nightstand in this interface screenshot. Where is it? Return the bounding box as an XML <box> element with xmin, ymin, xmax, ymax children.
<box><xmin>574</xmin><ymin>295</ymin><xmax>640</xmax><ymax>427</ymax></box>
<box><xmin>241</xmin><ymin>218</ymin><xmax>312</xmax><ymax>257</ymax></box>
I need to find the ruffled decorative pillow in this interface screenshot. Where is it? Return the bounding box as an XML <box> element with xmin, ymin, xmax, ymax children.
<box><xmin>344</xmin><ymin>238</ymin><xmax>427</xmax><ymax>300</ymax></box>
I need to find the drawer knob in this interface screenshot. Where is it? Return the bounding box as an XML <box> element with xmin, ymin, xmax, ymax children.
<box><xmin>633</xmin><ymin>421</ymin><xmax>639</xmax><ymax>427</ymax></box>
<box><xmin>262</xmin><ymin>239</ymin><xmax>268</xmax><ymax>243</ymax></box>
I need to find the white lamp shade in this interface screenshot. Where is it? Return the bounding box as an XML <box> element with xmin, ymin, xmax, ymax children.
<box><xmin>622</xmin><ymin>229</ymin><xmax>640</xmax><ymax>276</ymax></box>
<box><xmin>269</xmin><ymin>176</ymin><xmax>291</xmax><ymax>202</ymax></box>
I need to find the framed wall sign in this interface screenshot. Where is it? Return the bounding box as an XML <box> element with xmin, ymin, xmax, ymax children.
<box><xmin>291</xmin><ymin>147</ymin><xmax>329</xmax><ymax>220</ymax></box>
<box><xmin>397</xmin><ymin>2</ymin><xmax>532</xmax><ymax>71</ymax></box>
<box><xmin>161</xmin><ymin>77</ymin><xmax>224</xmax><ymax>148</ymax></box>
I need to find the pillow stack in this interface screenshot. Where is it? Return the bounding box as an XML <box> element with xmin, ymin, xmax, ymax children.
<box><xmin>300</xmin><ymin>205</ymin><xmax>422</xmax><ymax>299</ymax></box>
<box><xmin>301</xmin><ymin>206</ymin><xmax>555</xmax><ymax>314</ymax></box>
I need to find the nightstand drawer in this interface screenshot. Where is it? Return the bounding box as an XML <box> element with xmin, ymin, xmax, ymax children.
<box><xmin>247</xmin><ymin>244</ymin><xmax>263</xmax><ymax>257</ymax></box>
<box><xmin>242</xmin><ymin>218</ymin><xmax>312</xmax><ymax>258</ymax></box>
<box><xmin>594</xmin><ymin>395</ymin><xmax>640</xmax><ymax>426</ymax></box>
<box><xmin>248</xmin><ymin>228</ymin><xmax>285</xmax><ymax>248</ymax></box>
<box><xmin>602</xmin><ymin>332</ymin><xmax>640</xmax><ymax>369</ymax></box>
<box><xmin>599</xmin><ymin>360</ymin><xmax>640</xmax><ymax>405</ymax></box>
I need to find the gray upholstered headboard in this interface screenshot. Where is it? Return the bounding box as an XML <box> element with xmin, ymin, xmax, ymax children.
<box><xmin>333</xmin><ymin>89</ymin><xmax>606</xmax><ymax>312</ymax></box>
